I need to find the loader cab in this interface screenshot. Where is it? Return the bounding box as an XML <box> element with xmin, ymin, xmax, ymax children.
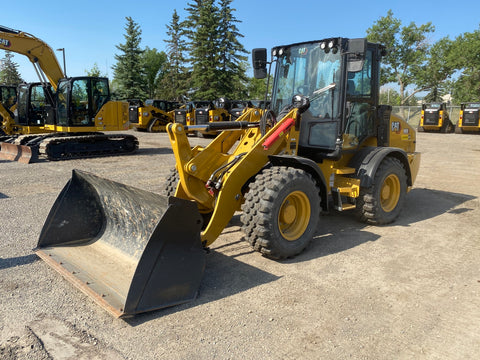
<box><xmin>255</xmin><ymin>38</ymin><xmax>383</xmax><ymax>161</ymax></box>
<box><xmin>16</xmin><ymin>82</ymin><xmax>54</xmax><ymax>127</ymax></box>
<box><xmin>56</xmin><ymin>77</ymin><xmax>110</xmax><ymax>127</ymax></box>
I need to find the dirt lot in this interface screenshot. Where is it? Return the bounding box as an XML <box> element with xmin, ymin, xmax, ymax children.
<box><xmin>0</xmin><ymin>131</ymin><xmax>479</xmax><ymax>360</ymax></box>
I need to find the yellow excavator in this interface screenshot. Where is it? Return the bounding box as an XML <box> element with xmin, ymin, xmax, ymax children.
<box><xmin>35</xmin><ymin>37</ymin><xmax>420</xmax><ymax>318</ymax></box>
<box><xmin>0</xmin><ymin>25</ymin><xmax>137</xmax><ymax>163</ymax></box>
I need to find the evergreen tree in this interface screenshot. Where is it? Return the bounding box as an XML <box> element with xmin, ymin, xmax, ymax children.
<box><xmin>217</xmin><ymin>0</ymin><xmax>248</xmax><ymax>99</ymax></box>
<box><xmin>85</xmin><ymin>62</ymin><xmax>105</xmax><ymax>77</ymax></box>
<box><xmin>0</xmin><ymin>52</ymin><xmax>23</xmax><ymax>85</ymax></box>
<box><xmin>112</xmin><ymin>17</ymin><xmax>146</xmax><ymax>99</ymax></box>
<box><xmin>184</xmin><ymin>0</ymin><xmax>220</xmax><ymax>99</ymax></box>
<box><xmin>160</xmin><ymin>9</ymin><xmax>189</xmax><ymax>101</ymax></box>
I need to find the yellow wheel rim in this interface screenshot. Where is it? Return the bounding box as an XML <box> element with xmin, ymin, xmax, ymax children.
<box><xmin>278</xmin><ymin>191</ymin><xmax>311</xmax><ymax>241</ymax></box>
<box><xmin>380</xmin><ymin>174</ymin><xmax>401</xmax><ymax>212</ymax></box>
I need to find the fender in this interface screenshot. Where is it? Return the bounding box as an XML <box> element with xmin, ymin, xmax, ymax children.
<box><xmin>349</xmin><ymin>146</ymin><xmax>413</xmax><ymax>188</ymax></box>
<box><xmin>268</xmin><ymin>154</ymin><xmax>329</xmax><ymax>211</ymax></box>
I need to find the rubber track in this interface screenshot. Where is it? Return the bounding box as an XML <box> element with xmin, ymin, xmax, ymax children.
<box><xmin>40</xmin><ymin>134</ymin><xmax>139</xmax><ymax>161</ymax></box>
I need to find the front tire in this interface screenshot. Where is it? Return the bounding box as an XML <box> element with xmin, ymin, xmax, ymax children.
<box><xmin>356</xmin><ymin>157</ymin><xmax>407</xmax><ymax>225</ymax></box>
<box><xmin>241</xmin><ymin>167</ymin><xmax>321</xmax><ymax>259</ymax></box>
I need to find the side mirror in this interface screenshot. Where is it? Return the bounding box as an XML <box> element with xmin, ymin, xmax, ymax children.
<box><xmin>347</xmin><ymin>38</ymin><xmax>367</xmax><ymax>73</ymax></box>
<box><xmin>252</xmin><ymin>48</ymin><xmax>267</xmax><ymax>79</ymax></box>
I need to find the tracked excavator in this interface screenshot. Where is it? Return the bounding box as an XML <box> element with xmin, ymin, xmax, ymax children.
<box><xmin>0</xmin><ymin>25</ymin><xmax>137</xmax><ymax>163</ymax></box>
<box><xmin>35</xmin><ymin>37</ymin><xmax>420</xmax><ymax>318</ymax></box>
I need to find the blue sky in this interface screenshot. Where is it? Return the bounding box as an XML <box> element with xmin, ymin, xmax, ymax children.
<box><xmin>2</xmin><ymin>0</ymin><xmax>479</xmax><ymax>83</ymax></box>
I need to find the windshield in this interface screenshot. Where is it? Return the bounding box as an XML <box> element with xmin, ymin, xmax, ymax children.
<box><xmin>271</xmin><ymin>42</ymin><xmax>341</xmax><ymax>118</ymax></box>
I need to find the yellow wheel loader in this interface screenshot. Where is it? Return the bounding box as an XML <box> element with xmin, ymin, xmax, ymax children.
<box><xmin>456</xmin><ymin>102</ymin><xmax>480</xmax><ymax>134</ymax></box>
<box><xmin>35</xmin><ymin>37</ymin><xmax>420</xmax><ymax>318</ymax></box>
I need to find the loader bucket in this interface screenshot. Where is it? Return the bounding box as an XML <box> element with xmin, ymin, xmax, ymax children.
<box><xmin>34</xmin><ymin>170</ymin><xmax>205</xmax><ymax>318</ymax></box>
<box><xmin>0</xmin><ymin>142</ymin><xmax>36</xmax><ymax>163</ymax></box>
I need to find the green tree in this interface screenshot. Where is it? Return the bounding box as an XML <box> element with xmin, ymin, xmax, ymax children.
<box><xmin>415</xmin><ymin>37</ymin><xmax>455</xmax><ymax>102</ymax></box>
<box><xmin>184</xmin><ymin>0</ymin><xmax>221</xmax><ymax>99</ymax></box>
<box><xmin>379</xmin><ymin>87</ymin><xmax>402</xmax><ymax>105</ymax></box>
<box><xmin>366</xmin><ymin>10</ymin><xmax>435</xmax><ymax>104</ymax></box>
<box><xmin>217</xmin><ymin>0</ymin><xmax>249</xmax><ymax>99</ymax></box>
<box><xmin>0</xmin><ymin>52</ymin><xmax>23</xmax><ymax>85</ymax></box>
<box><xmin>143</xmin><ymin>47</ymin><xmax>167</xmax><ymax>98</ymax></box>
<box><xmin>449</xmin><ymin>28</ymin><xmax>480</xmax><ymax>102</ymax></box>
<box><xmin>112</xmin><ymin>17</ymin><xmax>146</xmax><ymax>99</ymax></box>
<box><xmin>85</xmin><ymin>62</ymin><xmax>105</xmax><ymax>77</ymax></box>
<box><xmin>160</xmin><ymin>9</ymin><xmax>189</xmax><ymax>101</ymax></box>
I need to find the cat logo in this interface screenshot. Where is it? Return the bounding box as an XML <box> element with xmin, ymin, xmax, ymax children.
<box><xmin>391</xmin><ymin>121</ymin><xmax>401</xmax><ymax>133</ymax></box>
<box><xmin>298</xmin><ymin>47</ymin><xmax>308</xmax><ymax>56</ymax></box>
<box><xmin>0</xmin><ymin>38</ymin><xmax>11</xmax><ymax>48</ymax></box>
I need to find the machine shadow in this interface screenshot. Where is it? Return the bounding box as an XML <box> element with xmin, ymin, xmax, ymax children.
<box><xmin>135</xmin><ymin>147</ymin><xmax>173</xmax><ymax>156</ymax></box>
<box><xmin>126</xmin><ymin>188</ymin><xmax>476</xmax><ymax>325</ymax></box>
<box><xmin>126</xmin><ymin>250</ymin><xmax>280</xmax><ymax>326</ymax></box>
<box><xmin>0</xmin><ymin>254</ymin><xmax>39</xmax><ymax>270</ymax></box>
<box><xmin>292</xmin><ymin>187</ymin><xmax>477</xmax><ymax>263</ymax></box>
<box><xmin>0</xmin><ymin>192</ymin><xmax>8</xmax><ymax>199</ymax></box>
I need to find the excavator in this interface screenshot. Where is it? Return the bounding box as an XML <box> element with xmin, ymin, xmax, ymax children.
<box><xmin>0</xmin><ymin>25</ymin><xmax>137</xmax><ymax>163</ymax></box>
<box><xmin>35</xmin><ymin>37</ymin><xmax>421</xmax><ymax>318</ymax></box>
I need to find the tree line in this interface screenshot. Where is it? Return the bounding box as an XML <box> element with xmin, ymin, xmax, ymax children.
<box><xmin>1</xmin><ymin>6</ymin><xmax>480</xmax><ymax>105</ymax></box>
<box><xmin>110</xmin><ymin>0</ymin><xmax>266</xmax><ymax>102</ymax></box>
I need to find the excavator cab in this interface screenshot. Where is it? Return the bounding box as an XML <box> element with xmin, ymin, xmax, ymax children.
<box><xmin>0</xmin><ymin>85</ymin><xmax>16</xmax><ymax>110</ymax></box>
<box><xmin>54</xmin><ymin>77</ymin><xmax>110</xmax><ymax>128</ymax></box>
<box><xmin>16</xmin><ymin>83</ymin><xmax>55</xmax><ymax>129</ymax></box>
<box><xmin>0</xmin><ymin>85</ymin><xmax>17</xmax><ymax>135</ymax></box>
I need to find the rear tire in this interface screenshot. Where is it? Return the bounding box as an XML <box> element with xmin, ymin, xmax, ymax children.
<box><xmin>241</xmin><ymin>167</ymin><xmax>321</xmax><ymax>259</ymax></box>
<box><xmin>356</xmin><ymin>157</ymin><xmax>407</xmax><ymax>225</ymax></box>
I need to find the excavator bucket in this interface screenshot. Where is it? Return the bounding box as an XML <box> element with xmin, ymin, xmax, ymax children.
<box><xmin>34</xmin><ymin>170</ymin><xmax>205</xmax><ymax>318</ymax></box>
<box><xmin>0</xmin><ymin>142</ymin><xmax>36</xmax><ymax>163</ymax></box>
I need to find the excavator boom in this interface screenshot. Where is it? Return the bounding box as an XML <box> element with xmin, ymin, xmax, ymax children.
<box><xmin>0</xmin><ymin>25</ymin><xmax>64</xmax><ymax>90</ymax></box>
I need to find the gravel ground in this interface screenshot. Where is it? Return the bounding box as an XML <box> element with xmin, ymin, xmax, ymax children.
<box><xmin>0</xmin><ymin>130</ymin><xmax>479</xmax><ymax>360</ymax></box>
